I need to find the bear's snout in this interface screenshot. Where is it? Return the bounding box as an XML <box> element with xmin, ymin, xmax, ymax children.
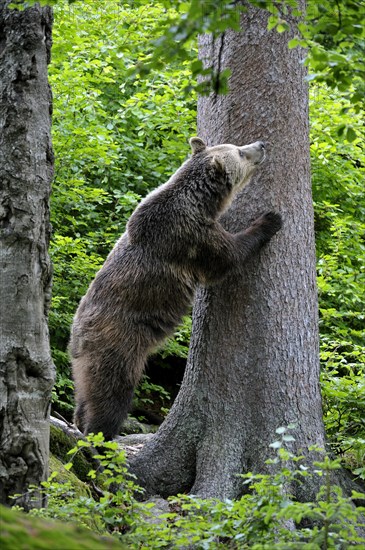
<box><xmin>244</xmin><ymin>140</ymin><xmax>266</xmax><ymax>165</ymax></box>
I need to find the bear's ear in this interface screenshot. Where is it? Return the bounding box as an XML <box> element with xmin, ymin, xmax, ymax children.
<box><xmin>190</xmin><ymin>137</ymin><xmax>206</xmax><ymax>155</ymax></box>
<box><xmin>211</xmin><ymin>155</ymin><xmax>226</xmax><ymax>175</ymax></box>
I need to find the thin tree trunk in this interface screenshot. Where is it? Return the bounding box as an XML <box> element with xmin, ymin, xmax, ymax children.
<box><xmin>0</xmin><ymin>1</ymin><xmax>55</xmax><ymax>509</ymax></box>
<box><xmin>129</xmin><ymin>3</ymin><xmax>326</xmax><ymax>501</ymax></box>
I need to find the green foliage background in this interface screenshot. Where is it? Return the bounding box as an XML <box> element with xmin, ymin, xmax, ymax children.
<box><xmin>49</xmin><ymin>0</ymin><xmax>364</xmax><ymax>476</ymax></box>
<box><xmin>310</xmin><ymin>86</ymin><xmax>365</xmax><ymax>476</ymax></box>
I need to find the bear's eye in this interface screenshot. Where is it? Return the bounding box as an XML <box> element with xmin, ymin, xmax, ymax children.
<box><xmin>238</xmin><ymin>150</ymin><xmax>247</xmax><ymax>159</ymax></box>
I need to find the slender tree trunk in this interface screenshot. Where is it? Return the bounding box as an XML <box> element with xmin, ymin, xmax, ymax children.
<box><xmin>129</xmin><ymin>2</ymin><xmax>326</xmax><ymax>501</ymax></box>
<box><xmin>0</xmin><ymin>1</ymin><xmax>55</xmax><ymax>509</ymax></box>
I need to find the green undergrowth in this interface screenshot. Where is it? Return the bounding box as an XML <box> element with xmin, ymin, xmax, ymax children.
<box><xmin>15</xmin><ymin>430</ymin><xmax>365</xmax><ymax>549</ymax></box>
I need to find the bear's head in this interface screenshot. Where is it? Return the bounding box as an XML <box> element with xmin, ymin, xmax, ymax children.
<box><xmin>190</xmin><ymin>137</ymin><xmax>266</xmax><ymax>192</ymax></box>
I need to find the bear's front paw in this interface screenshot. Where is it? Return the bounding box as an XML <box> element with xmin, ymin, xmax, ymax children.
<box><xmin>252</xmin><ymin>211</ymin><xmax>282</xmax><ymax>241</ymax></box>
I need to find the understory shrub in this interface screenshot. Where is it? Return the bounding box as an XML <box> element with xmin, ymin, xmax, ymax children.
<box><xmin>20</xmin><ymin>430</ymin><xmax>365</xmax><ymax>549</ymax></box>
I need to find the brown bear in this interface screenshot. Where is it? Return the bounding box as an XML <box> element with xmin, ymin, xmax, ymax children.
<box><xmin>70</xmin><ymin>137</ymin><xmax>282</xmax><ymax>439</ymax></box>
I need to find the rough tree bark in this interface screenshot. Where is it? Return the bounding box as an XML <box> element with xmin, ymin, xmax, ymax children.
<box><xmin>0</xmin><ymin>1</ymin><xmax>55</xmax><ymax>509</ymax></box>
<box><xmin>129</xmin><ymin>2</ymin><xmax>331</xmax><ymax>502</ymax></box>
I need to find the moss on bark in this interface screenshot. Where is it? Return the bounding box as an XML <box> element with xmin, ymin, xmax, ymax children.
<box><xmin>0</xmin><ymin>505</ymin><xmax>126</xmax><ymax>550</ymax></box>
<box><xmin>50</xmin><ymin>424</ymin><xmax>93</xmax><ymax>482</ymax></box>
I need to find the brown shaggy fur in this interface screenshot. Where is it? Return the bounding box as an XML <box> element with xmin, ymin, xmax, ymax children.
<box><xmin>70</xmin><ymin>137</ymin><xmax>282</xmax><ymax>439</ymax></box>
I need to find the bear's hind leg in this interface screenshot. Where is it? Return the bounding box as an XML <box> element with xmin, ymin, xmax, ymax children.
<box><xmin>74</xmin><ymin>399</ymin><xmax>88</xmax><ymax>433</ymax></box>
<box><xmin>72</xmin><ymin>355</ymin><xmax>91</xmax><ymax>433</ymax></box>
<box><xmin>84</xmin><ymin>382</ymin><xmax>135</xmax><ymax>441</ymax></box>
<box><xmin>82</xmin><ymin>349</ymin><xmax>147</xmax><ymax>440</ymax></box>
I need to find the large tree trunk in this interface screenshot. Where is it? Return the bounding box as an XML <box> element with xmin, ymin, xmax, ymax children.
<box><xmin>0</xmin><ymin>1</ymin><xmax>55</xmax><ymax>509</ymax></box>
<box><xmin>129</xmin><ymin>2</ymin><xmax>326</xmax><ymax>501</ymax></box>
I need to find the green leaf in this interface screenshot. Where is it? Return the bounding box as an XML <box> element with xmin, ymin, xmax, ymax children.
<box><xmin>269</xmin><ymin>440</ymin><xmax>282</xmax><ymax>449</ymax></box>
<box><xmin>282</xmin><ymin>435</ymin><xmax>296</xmax><ymax>442</ymax></box>
<box><xmin>288</xmin><ymin>38</ymin><xmax>300</xmax><ymax>49</ymax></box>
<box><xmin>267</xmin><ymin>15</ymin><xmax>278</xmax><ymax>31</ymax></box>
<box><xmin>275</xmin><ymin>427</ymin><xmax>287</xmax><ymax>434</ymax></box>
<box><xmin>345</xmin><ymin>127</ymin><xmax>357</xmax><ymax>142</ymax></box>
